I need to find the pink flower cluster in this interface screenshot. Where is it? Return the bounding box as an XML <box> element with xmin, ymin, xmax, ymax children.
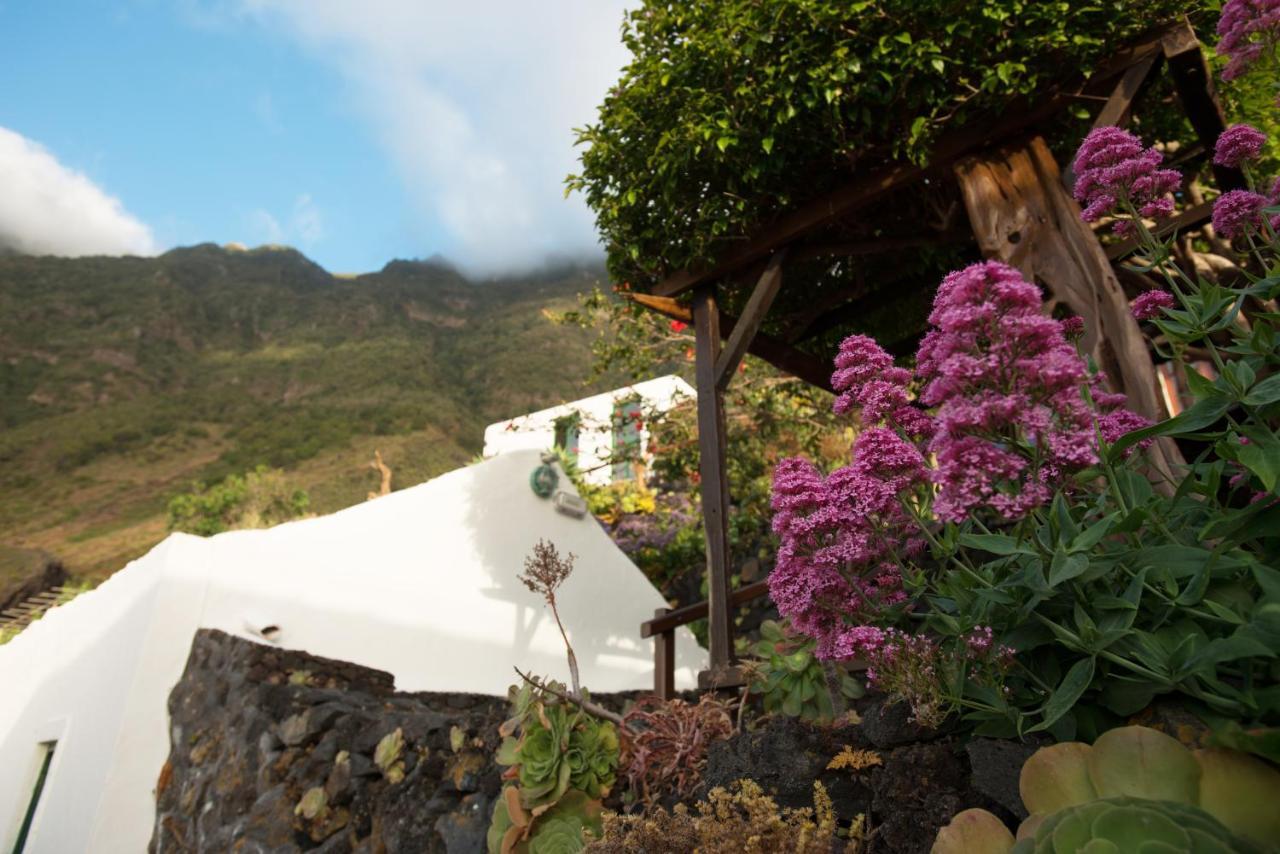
<box><xmin>919</xmin><ymin>262</ymin><xmax>1143</xmax><ymax>522</ymax></box>
<box><xmin>1218</xmin><ymin>0</ymin><xmax>1280</xmax><ymax>81</ymax></box>
<box><xmin>1215</xmin><ymin>123</ymin><xmax>1268</xmax><ymax>169</ymax></box>
<box><xmin>1072</xmin><ymin>127</ymin><xmax>1180</xmax><ymax>233</ymax></box>
<box><xmin>769</xmin><ymin>262</ymin><xmax>1151</xmax><ymax>659</ymax></box>
<box><xmin>769</xmin><ymin>427</ymin><xmax>927</xmax><ymax>656</ymax></box>
<box><xmin>1214</xmin><ymin>189</ymin><xmax>1277</xmax><ymax>239</ymax></box>
<box><xmin>1131</xmin><ymin>290</ymin><xmax>1175</xmax><ymax>321</ymax></box>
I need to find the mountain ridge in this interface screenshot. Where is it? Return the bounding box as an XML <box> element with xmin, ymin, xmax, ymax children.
<box><xmin>0</xmin><ymin>243</ymin><xmax>611</xmax><ymax>584</ymax></box>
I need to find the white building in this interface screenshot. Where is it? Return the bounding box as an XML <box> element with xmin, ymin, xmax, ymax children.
<box><xmin>482</xmin><ymin>375</ymin><xmax>695</xmax><ymax>487</ymax></box>
<box><xmin>0</xmin><ymin>450</ymin><xmax>702</xmax><ymax>853</ymax></box>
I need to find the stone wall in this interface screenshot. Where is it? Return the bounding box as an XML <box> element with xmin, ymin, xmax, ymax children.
<box><xmin>151</xmin><ymin>629</ymin><xmax>511</xmax><ymax>853</ymax></box>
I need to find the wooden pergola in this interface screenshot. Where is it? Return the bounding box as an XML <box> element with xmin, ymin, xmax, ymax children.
<box><xmin>634</xmin><ymin>18</ymin><xmax>1242</xmax><ymax>696</ymax></box>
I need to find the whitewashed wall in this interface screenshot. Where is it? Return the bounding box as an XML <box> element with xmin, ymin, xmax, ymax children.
<box><xmin>482</xmin><ymin>375</ymin><xmax>694</xmax><ymax>485</ymax></box>
<box><xmin>0</xmin><ymin>450</ymin><xmax>703</xmax><ymax>853</ymax></box>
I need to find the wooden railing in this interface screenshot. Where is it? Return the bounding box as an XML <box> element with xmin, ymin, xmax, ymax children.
<box><xmin>641</xmin><ymin>579</ymin><xmax>770</xmax><ymax>699</ymax></box>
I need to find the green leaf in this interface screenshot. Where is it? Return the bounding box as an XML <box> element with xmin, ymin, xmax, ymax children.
<box><xmin>1029</xmin><ymin>657</ymin><xmax>1095</xmax><ymax>732</ymax></box>
<box><xmin>957</xmin><ymin>533</ymin><xmax>1033</xmax><ymax>556</ymax></box>
<box><xmin>1236</xmin><ymin>427</ymin><xmax>1280</xmax><ymax>491</ymax></box>
<box><xmin>1049</xmin><ymin>551</ymin><xmax>1089</xmax><ymax>587</ymax></box>
<box><xmin>1069</xmin><ymin>513</ymin><xmax>1118</xmax><ymax>552</ymax></box>
<box><xmin>1243</xmin><ymin>373</ymin><xmax>1280</xmax><ymax>406</ymax></box>
<box><xmin>761</xmin><ymin>136</ymin><xmax>774</xmax><ymax>154</ymax></box>
<box><xmin>1108</xmin><ymin>398</ymin><xmax>1231</xmax><ymax>460</ymax></box>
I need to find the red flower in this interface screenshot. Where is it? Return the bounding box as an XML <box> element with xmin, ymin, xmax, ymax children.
<box><xmin>670</xmin><ymin>320</ymin><xmax>688</xmax><ymax>333</ymax></box>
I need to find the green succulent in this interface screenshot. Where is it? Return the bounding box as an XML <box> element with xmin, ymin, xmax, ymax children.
<box><xmin>487</xmin><ymin>786</ymin><xmax>603</xmax><ymax>854</ymax></box>
<box><xmin>932</xmin><ymin>726</ymin><xmax>1280</xmax><ymax>854</ymax></box>
<box><xmin>744</xmin><ymin>619</ymin><xmax>863</xmax><ymax>722</ymax></box>
<box><xmin>497</xmin><ymin>690</ymin><xmax>620</xmax><ymax>809</ymax></box>
<box><xmin>1012</xmin><ymin>797</ymin><xmax>1265</xmax><ymax>853</ymax></box>
<box><xmin>564</xmin><ymin>714</ymin><xmax>619</xmax><ymax>799</ymax></box>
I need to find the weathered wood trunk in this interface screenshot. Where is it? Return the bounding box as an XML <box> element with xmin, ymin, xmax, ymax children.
<box><xmin>954</xmin><ymin>135</ymin><xmax>1184</xmax><ymax>486</ymax></box>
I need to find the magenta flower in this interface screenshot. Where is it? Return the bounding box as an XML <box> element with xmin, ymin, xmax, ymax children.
<box><xmin>768</xmin><ymin>262</ymin><xmax>1151</xmax><ymax>660</ymax></box>
<box><xmin>1131</xmin><ymin>290</ymin><xmax>1175</xmax><ymax>321</ymax></box>
<box><xmin>1059</xmin><ymin>316</ymin><xmax>1085</xmax><ymax>339</ymax></box>
<box><xmin>1213</xmin><ymin>189</ymin><xmax>1270</xmax><ymax>239</ymax></box>
<box><xmin>1072</xmin><ymin>127</ymin><xmax>1181</xmax><ymax>230</ymax></box>
<box><xmin>1215</xmin><ymin>123</ymin><xmax>1268</xmax><ymax>168</ymax></box>
<box><xmin>1218</xmin><ymin>0</ymin><xmax>1280</xmax><ymax>81</ymax></box>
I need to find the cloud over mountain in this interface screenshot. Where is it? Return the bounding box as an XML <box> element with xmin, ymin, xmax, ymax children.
<box><xmin>0</xmin><ymin>126</ymin><xmax>159</xmax><ymax>257</ymax></box>
<box><xmin>231</xmin><ymin>0</ymin><xmax>632</xmax><ymax>274</ymax></box>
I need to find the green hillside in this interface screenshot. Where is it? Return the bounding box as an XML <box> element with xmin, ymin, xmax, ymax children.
<box><xmin>0</xmin><ymin>244</ymin><xmax>610</xmax><ymax>584</ymax></box>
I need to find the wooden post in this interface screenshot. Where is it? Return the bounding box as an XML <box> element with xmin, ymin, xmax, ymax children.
<box><xmin>955</xmin><ymin>136</ymin><xmax>1185</xmax><ymax>487</ymax></box>
<box><xmin>692</xmin><ymin>285</ymin><xmax>737</xmax><ymax>686</ymax></box>
<box><xmin>653</xmin><ymin>607</ymin><xmax>675</xmax><ymax>700</ymax></box>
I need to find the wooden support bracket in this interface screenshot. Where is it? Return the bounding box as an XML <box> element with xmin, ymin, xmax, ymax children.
<box><xmin>626</xmin><ymin>291</ymin><xmax>834</xmax><ymax>391</ymax></box>
<box><xmin>714</xmin><ymin>248</ymin><xmax>787</xmax><ymax>390</ymax></box>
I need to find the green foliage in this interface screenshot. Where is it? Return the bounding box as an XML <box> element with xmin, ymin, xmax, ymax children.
<box><xmin>166</xmin><ymin>465</ymin><xmax>310</xmax><ymax>536</ymax></box>
<box><xmin>743</xmin><ymin>619</ymin><xmax>863</xmax><ymax>722</ymax></box>
<box><xmin>489</xmin><ymin>788</ymin><xmax>604</xmax><ymax>854</ymax></box>
<box><xmin>570</xmin><ymin>0</ymin><xmax>1199</xmax><ymax>285</ymax></box>
<box><xmin>1016</xmin><ymin>798</ymin><xmax>1262</xmax><ymax>854</ymax></box>
<box><xmin>934</xmin><ymin>726</ymin><xmax>1280</xmax><ymax>853</ymax></box>
<box><xmin>488</xmin><ymin>681</ymin><xmax>619</xmax><ymax>852</ymax></box>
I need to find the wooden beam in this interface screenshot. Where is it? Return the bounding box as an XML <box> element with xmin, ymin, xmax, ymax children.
<box><xmin>1104</xmin><ymin>200</ymin><xmax>1214</xmax><ymax>259</ymax></box>
<box><xmin>647</xmin><ymin>23</ymin><xmax>1183</xmax><ymax>300</ymax></box>
<box><xmin>1093</xmin><ymin>52</ymin><xmax>1162</xmax><ymax>130</ymax></box>
<box><xmin>692</xmin><ymin>287</ymin><xmax>735</xmax><ymax>679</ymax></box>
<box><xmin>789</xmin><ymin>231</ymin><xmax>970</xmax><ymax>262</ymax></box>
<box><xmin>641</xmin><ymin>580</ymin><xmax>770</xmax><ymax>638</ymax></box>
<box><xmin>652</xmin><ymin>607</ymin><xmax>675</xmax><ymax>700</ymax></box>
<box><xmin>715</xmin><ymin>248</ymin><xmax>787</xmax><ymax>390</ymax></box>
<box><xmin>625</xmin><ymin>292</ymin><xmax>835</xmax><ymax>391</ymax></box>
<box><xmin>955</xmin><ymin>135</ymin><xmax>1185</xmax><ymax>488</ymax></box>
<box><xmin>1162</xmin><ymin>22</ymin><xmax>1245</xmax><ymax>191</ymax></box>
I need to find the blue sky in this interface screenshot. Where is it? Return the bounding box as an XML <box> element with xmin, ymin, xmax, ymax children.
<box><xmin>0</xmin><ymin>1</ymin><xmax>632</xmax><ymax>274</ymax></box>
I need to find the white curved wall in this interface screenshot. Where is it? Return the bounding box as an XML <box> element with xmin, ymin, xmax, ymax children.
<box><xmin>0</xmin><ymin>450</ymin><xmax>704</xmax><ymax>853</ymax></box>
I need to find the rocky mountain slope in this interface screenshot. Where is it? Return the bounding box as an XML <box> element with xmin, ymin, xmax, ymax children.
<box><xmin>0</xmin><ymin>244</ymin><xmax>608</xmax><ymax>583</ymax></box>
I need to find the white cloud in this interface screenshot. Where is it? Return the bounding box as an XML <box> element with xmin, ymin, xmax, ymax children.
<box><xmin>221</xmin><ymin>0</ymin><xmax>633</xmax><ymax>274</ymax></box>
<box><xmin>247</xmin><ymin>193</ymin><xmax>325</xmax><ymax>247</ymax></box>
<box><xmin>0</xmin><ymin>126</ymin><xmax>159</xmax><ymax>257</ymax></box>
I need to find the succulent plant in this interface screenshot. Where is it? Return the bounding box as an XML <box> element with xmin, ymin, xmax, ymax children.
<box><xmin>490</xmin><ymin>681</ymin><xmax>620</xmax><ymax>852</ymax></box>
<box><xmin>497</xmin><ymin>683</ymin><xmax>619</xmax><ymax>809</ymax></box>
<box><xmin>932</xmin><ymin>726</ymin><xmax>1280</xmax><ymax>854</ymax></box>
<box><xmin>487</xmin><ymin>786</ymin><xmax>603</xmax><ymax>854</ymax></box>
<box><xmin>1013</xmin><ymin>797</ymin><xmax>1266</xmax><ymax>853</ymax></box>
<box><xmin>744</xmin><ymin>619</ymin><xmax>863</xmax><ymax>722</ymax></box>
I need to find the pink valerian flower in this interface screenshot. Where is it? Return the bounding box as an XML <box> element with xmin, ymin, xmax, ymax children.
<box><xmin>831</xmin><ymin>334</ymin><xmax>932</xmax><ymax>437</ymax></box>
<box><xmin>833</xmin><ymin>624</ymin><xmax>1015</xmax><ymax>727</ymax></box>
<box><xmin>918</xmin><ymin>262</ymin><xmax>1140</xmax><ymax>522</ymax></box>
<box><xmin>1215</xmin><ymin>123</ymin><xmax>1268</xmax><ymax>168</ymax></box>
<box><xmin>1059</xmin><ymin>316</ymin><xmax>1085</xmax><ymax>340</ymax></box>
<box><xmin>1072</xmin><ymin>127</ymin><xmax>1181</xmax><ymax>230</ymax></box>
<box><xmin>1218</xmin><ymin>0</ymin><xmax>1280</xmax><ymax>81</ymax></box>
<box><xmin>1131</xmin><ymin>290</ymin><xmax>1175</xmax><ymax>320</ymax></box>
<box><xmin>768</xmin><ymin>429</ymin><xmax>928</xmax><ymax>656</ymax></box>
<box><xmin>1212</xmin><ymin>189</ymin><xmax>1272</xmax><ymax>239</ymax></box>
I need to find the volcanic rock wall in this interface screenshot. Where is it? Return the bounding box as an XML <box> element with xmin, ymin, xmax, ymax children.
<box><xmin>151</xmin><ymin>629</ymin><xmax>509</xmax><ymax>853</ymax></box>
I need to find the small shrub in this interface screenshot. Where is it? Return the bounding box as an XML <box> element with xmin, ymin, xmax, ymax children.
<box><xmin>585</xmin><ymin>778</ymin><xmax>858</xmax><ymax>853</ymax></box>
<box><xmin>167</xmin><ymin>465</ymin><xmax>310</xmax><ymax>536</ymax></box>
<box><xmin>619</xmin><ymin>694</ymin><xmax>734</xmax><ymax>805</ymax></box>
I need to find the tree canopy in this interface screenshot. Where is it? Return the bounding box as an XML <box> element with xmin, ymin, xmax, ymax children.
<box><xmin>570</xmin><ymin>0</ymin><xmax>1201</xmax><ymax>287</ymax></box>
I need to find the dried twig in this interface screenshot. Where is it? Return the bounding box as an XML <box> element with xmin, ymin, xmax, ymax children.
<box><xmin>512</xmin><ymin>666</ymin><xmax>625</xmax><ymax>726</ymax></box>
